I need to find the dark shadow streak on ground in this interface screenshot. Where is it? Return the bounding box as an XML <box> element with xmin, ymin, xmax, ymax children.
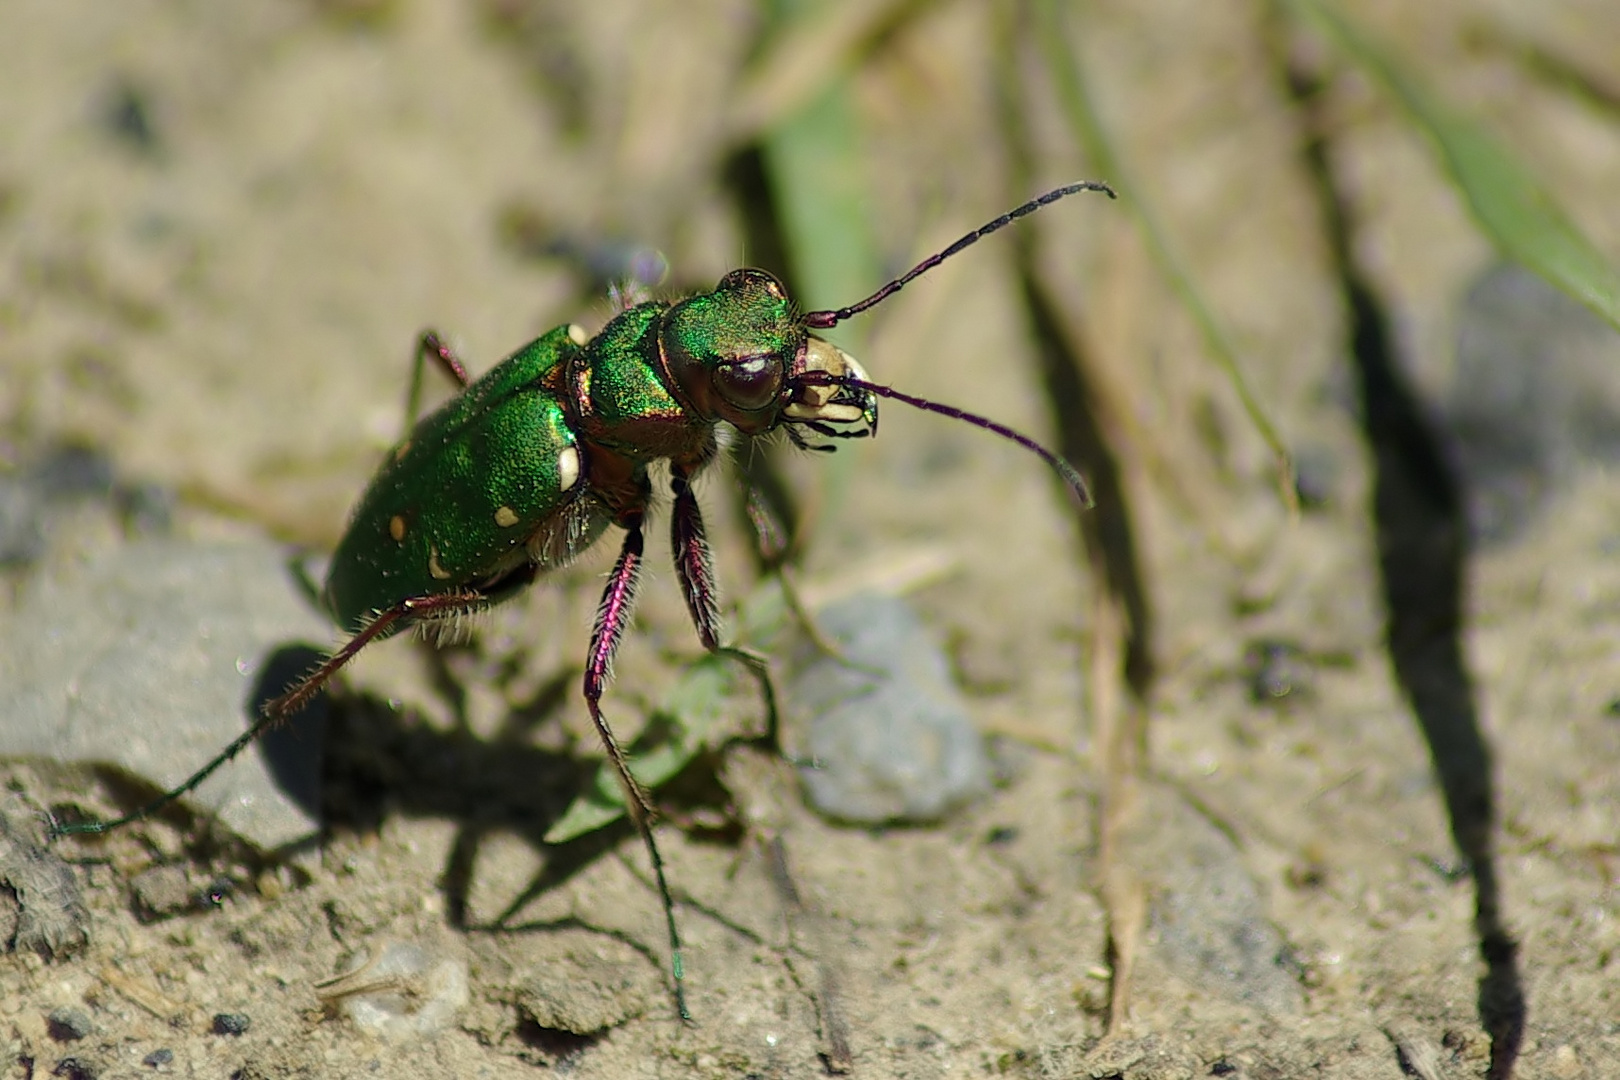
<box><xmin>997</xmin><ymin>24</ymin><xmax>1157</xmax><ymax>1029</ymax></box>
<box><xmin>993</xmin><ymin>0</ymin><xmax>1152</xmax><ymax>703</ymax></box>
<box><xmin>1015</xmin><ymin>250</ymin><xmax>1155</xmax><ymax>704</ymax></box>
<box><xmin>1281</xmin><ymin>46</ymin><xmax>1525</xmax><ymax>1080</ymax></box>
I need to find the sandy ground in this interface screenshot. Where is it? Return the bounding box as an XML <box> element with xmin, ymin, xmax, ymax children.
<box><xmin>3</xmin><ymin>1</ymin><xmax>1620</xmax><ymax>1077</ymax></box>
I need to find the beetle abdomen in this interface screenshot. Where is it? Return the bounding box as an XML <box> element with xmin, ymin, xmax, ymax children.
<box><xmin>324</xmin><ymin>327</ymin><xmax>600</xmax><ymax>631</ymax></box>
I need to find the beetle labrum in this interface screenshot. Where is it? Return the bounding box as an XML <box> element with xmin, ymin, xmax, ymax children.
<box><xmin>54</xmin><ymin>181</ymin><xmax>1115</xmax><ymax>1019</ymax></box>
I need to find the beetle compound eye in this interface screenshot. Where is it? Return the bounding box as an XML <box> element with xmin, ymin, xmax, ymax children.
<box><xmin>714</xmin><ymin>355</ymin><xmax>782</xmax><ymax>412</ymax></box>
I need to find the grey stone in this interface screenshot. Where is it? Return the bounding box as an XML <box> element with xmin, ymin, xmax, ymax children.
<box><xmin>328</xmin><ymin>942</ymin><xmax>470</xmax><ymax>1040</ymax></box>
<box><xmin>1146</xmin><ymin>791</ymin><xmax>1304</xmax><ymax>1016</ymax></box>
<box><xmin>789</xmin><ymin>593</ymin><xmax>989</xmax><ymax>825</ymax></box>
<box><xmin>130</xmin><ymin>864</ymin><xmax>199</xmax><ymax>921</ymax></box>
<box><xmin>47</xmin><ymin>1006</ymin><xmax>93</xmax><ymax>1041</ymax></box>
<box><xmin>513</xmin><ymin>946</ymin><xmax>654</xmax><ymax>1035</ymax></box>
<box><xmin>0</xmin><ymin>539</ymin><xmax>330</xmax><ymax>850</ymax></box>
<box><xmin>1447</xmin><ymin>262</ymin><xmax>1620</xmax><ymax>543</ymax></box>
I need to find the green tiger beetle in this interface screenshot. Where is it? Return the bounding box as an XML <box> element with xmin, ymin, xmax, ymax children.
<box><xmin>54</xmin><ymin>181</ymin><xmax>1115</xmax><ymax>1020</ymax></box>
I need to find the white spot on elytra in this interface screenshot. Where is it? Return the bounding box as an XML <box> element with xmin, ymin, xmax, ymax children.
<box><xmin>494</xmin><ymin>505</ymin><xmax>518</xmax><ymax>528</ymax></box>
<box><xmin>557</xmin><ymin>446</ymin><xmax>581</xmax><ymax>492</ymax></box>
<box><xmin>428</xmin><ymin>547</ymin><xmax>451</xmax><ymax>580</ymax></box>
<box><xmin>567</xmin><ymin>324</ymin><xmax>588</xmax><ymax>346</ymax></box>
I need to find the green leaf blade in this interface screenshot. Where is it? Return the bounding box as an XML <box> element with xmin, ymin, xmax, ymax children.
<box><xmin>1287</xmin><ymin>0</ymin><xmax>1620</xmax><ymax>331</ymax></box>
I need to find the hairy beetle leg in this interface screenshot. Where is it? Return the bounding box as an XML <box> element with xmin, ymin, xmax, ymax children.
<box><xmin>404</xmin><ymin>329</ymin><xmax>474</xmax><ymax>430</ymax></box>
<box><xmin>580</xmin><ymin>514</ymin><xmax>690</xmax><ymax>1021</ymax></box>
<box><xmin>671</xmin><ymin>464</ymin><xmax>783</xmax><ymax>746</ymax></box>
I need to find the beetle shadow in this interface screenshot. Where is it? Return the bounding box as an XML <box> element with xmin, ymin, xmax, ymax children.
<box><xmin>249</xmin><ymin>645</ymin><xmax>332</xmax><ymax>826</ymax></box>
<box><xmin>280</xmin><ymin>653</ymin><xmax>740</xmax><ymax>938</ymax></box>
<box><xmin>313</xmin><ymin>663</ymin><xmax>586</xmax><ymax>921</ymax></box>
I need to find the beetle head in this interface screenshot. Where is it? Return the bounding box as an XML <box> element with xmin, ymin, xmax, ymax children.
<box><xmin>660</xmin><ymin>268</ymin><xmax>797</xmax><ymax>435</ymax></box>
<box><xmin>660</xmin><ymin>268</ymin><xmax>879</xmax><ymax>444</ymax></box>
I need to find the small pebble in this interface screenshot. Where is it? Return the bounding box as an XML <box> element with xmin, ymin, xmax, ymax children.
<box><xmin>47</xmin><ymin>1007</ymin><xmax>92</xmax><ymax>1041</ymax></box>
<box><xmin>212</xmin><ymin>1012</ymin><xmax>251</xmax><ymax>1036</ymax></box>
<box><xmin>1447</xmin><ymin>263</ymin><xmax>1620</xmax><ymax>543</ymax></box>
<box><xmin>513</xmin><ymin>947</ymin><xmax>650</xmax><ymax>1035</ymax></box>
<box><xmin>788</xmin><ymin>593</ymin><xmax>989</xmax><ymax>824</ymax></box>
<box><xmin>1145</xmin><ymin>789</ymin><xmax>1303</xmax><ymax>1016</ymax></box>
<box><xmin>321</xmin><ymin>942</ymin><xmax>470</xmax><ymax>1039</ymax></box>
<box><xmin>1547</xmin><ymin>1043</ymin><xmax>1582</xmax><ymax>1080</ymax></box>
<box><xmin>142</xmin><ymin>1048</ymin><xmax>174</xmax><ymax>1067</ymax></box>
<box><xmin>1243</xmin><ymin>640</ymin><xmax>1312</xmax><ymax>704</ymax></box>
<box><xmin>131</xmin><ymin>865</ymin><xmax>195</xmax><ymax>921</ymax></box>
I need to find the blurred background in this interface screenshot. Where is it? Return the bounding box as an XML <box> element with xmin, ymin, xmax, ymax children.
<box><xmin>3</xmin><ymin>1</ymin><xmax>1619</xmax><ymax>1077</ymax></box>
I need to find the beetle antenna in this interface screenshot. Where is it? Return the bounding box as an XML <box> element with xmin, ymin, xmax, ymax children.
<box><xmin>801</xmin><ymin>373</ymin><xmax>1092</xmax><ymax>508</ymax></box>
<box><xmin>803</xmin><ymin>181</ymin><xmax>1116</xmax><ymax>330</ymax></box>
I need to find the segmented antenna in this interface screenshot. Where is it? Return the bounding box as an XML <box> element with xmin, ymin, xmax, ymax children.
<box><xmin>798</xmin><ymin>373</ymin><xmax>1094</xmax><ymax>508</ymax></box>
<box><xmin>804</xmin><ymin>181</ymin><xmax>1116</xmax><ymax>329</ymax></box>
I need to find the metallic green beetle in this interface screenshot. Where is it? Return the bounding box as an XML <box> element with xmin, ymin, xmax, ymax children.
<box><xmin>57</xmin><ymin>181</ymin><xmax>1114</xmax><ymax>1019</ymax></box>
<box><xmin>323</xmin><ymin>270</ymin><xmax>878</xmax><ymax>637</ymax></box>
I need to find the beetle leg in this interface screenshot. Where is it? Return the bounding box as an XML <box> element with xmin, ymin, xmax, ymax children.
<box><xmin>669</xmin><ymin>464</ymin><xmax>721</xmax><ymax>651</ymax></box>
<box><xmin>50</xmin><ymin>589</ymin><xmax>485</xmax><ymax>839</ymax></box>
<box><xmin>269</xmin><ymin>590</ymin><xmax>482</xmax><ymax>716</ymax></box>
<box><xmin>582</xmin><ymin>513</ymin><xmax>653</xmax><ymax>815</ymax></box>
<box><xmin>404</xmin><ymin>329</ymin><xmax>473</xmax><ymax>429</ymax></box>
<box><xmin>581</xmin><ymin>513</ymin><xmax>692</xmax><ymax>1021</ymax></box>
<box><xmin>670</xmin><ymin>463</ymin><xmax>781</xmax><ymax>748</ymax></box>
